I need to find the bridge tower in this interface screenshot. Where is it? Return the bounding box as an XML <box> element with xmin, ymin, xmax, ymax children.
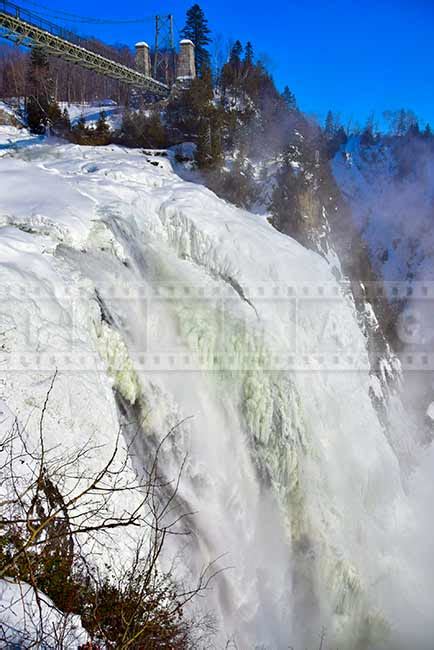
<box><xmin>135</xmin><ymin>42</ymin><xmax>151</xmax><ymax>77</ymax></box>
<box><xmin>153</xmin><ymin>14</ymin><xmax>176</xmax><ymax>85</ymax></box>
<box><xmin>177</xmin><ymin>40</ymin><xmax>195</xmax><ymax>82</ymax></box>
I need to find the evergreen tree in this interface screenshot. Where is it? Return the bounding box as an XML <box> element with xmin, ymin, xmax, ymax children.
<box><xmin>71</xmin><ymin>113</ymin><xmax>88</xmax><ymax>144</ymax></box>
<box><xmin>60</xmin><ymin>107</ymin><xmax>71</xmax><ymax>132</ymax></box>
<box><xmin>26</xmin><ymin>46</ymin><xmax>53</xmax><ymax>134</ymax></box>
<box><xmin>282</xmin><ymin>85</ymin><xmax>297</xmax><ymax>111</ymax></box>
<box><xmin>384</xmin><ymin>108</ymin><xmax>419</xmax><ymax>136</ymax></box>
<box><xmin>191</xmin><ymin>65</ymin><xmax>222</xmax><ymax>169</ymax></box>
<box><xmin>324</xmin><ymin>124</ymin><xmax>348</xmax><ymax>159</ymax></box>
<box><xmin>396</xmin><ymin>109</ymin><xmax>409</xmax><ymax>135</ymax></box>
<box><xmin>195</xmin><ymin>118</ymin><xmax>212</xmax><ymax>167</ymax></box>
<box><xmin>118</xmin><ymin>110</ymin><xmax>166</xmax><ymax>148</ymax></box>
<box><xmin>210</xmin><ymin>122</ymin><xmax>223</xmax><ymax>166</ymax></box>
<box><xmin>142</xmin><ymin>113</ymin><xmax>167</xmax><ymax>148</ymax></box>
<box><xmin>76</xmin><ymin>114</ymin><xmax>87</xmax><ymax>133</ymax></box>
<box><xmin>189</xmin><ymin>64</ymin><xmax>214</xmax><ymax>111</ymax></box>
<box><xmin>360</xmin><ymin>126</ymin><xmax>375</xmax><ymax>146</ymax></box>
<box><xmin>270</xmin><ymin>165</ymin><xmax>306</xmax><ymax>238</ymax></box>
<box><xmin>422</xmin><ymin>123</ymin><xmax>432</xmax><ymax>139</ymax></box>
<box><xmin>408</xmin><ymin>121</ymin><xmax>420</xmax><ymax>138</ymax></box>
<box><xmin>95</xmin><ymin>110</ymin><xmax>110</xmax><ymax>143</ymax></box>
<box><xmin>244</xmin><ymin>41</ymin><xmax>254</xmax><ymax>67</ymax></box>
<box><xmin>229</xmin><ymin>40</ymin><xmax>243</xmax><ymax>65</ymax></box>
<box><xmin>324</xmin><ymin>110</ymin><xmax>336</xmax><ymax>138</ymax></box>
<box><xmin>364</xmin><ymin>112</ymin><xmax>377</xmax><ymax>134</ymax></box>
<box><xmin>181</xmin><ymin>4</ymin><xmax>211</xmax><ymax>77</ymax></box>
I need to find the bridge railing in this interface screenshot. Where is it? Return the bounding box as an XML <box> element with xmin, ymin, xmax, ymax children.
<box><xmin>0</xmin><ymin>0</ymin><xmax>85</xmax><ymax>45</ymax></box>
<box><xmin>0</xmin><ymin>0</ymin><xmax>170</xmax><ymax>92</ymax></box>
<box><xmin>0</xmin><ymin>0</ymin><xmax>131</xmax><ymax>65</ymax></box>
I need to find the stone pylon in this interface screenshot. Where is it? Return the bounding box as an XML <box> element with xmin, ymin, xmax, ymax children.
<box><xmin>177</xmin><ymin>39</ymin><xmax>196</xmax><ymax>81</ymax></box>
<box><xmin>135</xmin><ymin>42</ymin><xmax>151</xmax><ymax>77</ymax></box>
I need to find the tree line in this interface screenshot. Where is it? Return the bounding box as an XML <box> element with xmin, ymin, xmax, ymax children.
<box><xmin>323</xmin><ymin>107</ymin><xmax>433</xmax><ymax>158</ymax></box>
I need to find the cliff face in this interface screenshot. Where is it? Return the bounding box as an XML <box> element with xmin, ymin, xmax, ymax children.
<box><xmin>333</xmin><ymin>134</ymin><xmax>434</xmax><ymax>284</ymax></box>
<box><xmin>333</xmin><ymin>134</ymin><xmax>434</xmax><ymax>438</ymax></box>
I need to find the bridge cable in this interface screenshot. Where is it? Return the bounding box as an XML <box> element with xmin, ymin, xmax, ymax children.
<box><xmin>13</xmin><ymin>0</ymin><xmax>156</xmax><ymax>24</ymax></box>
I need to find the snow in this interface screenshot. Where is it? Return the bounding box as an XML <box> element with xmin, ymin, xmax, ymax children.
<box><xmin>0</xmin><ymin>126</ymin><xmax>42</xmax><ymax>153</ymax></box>
<box><xmin>59</xmin><ymin>101</ymin><xmax>122</xmax><ymax>130</ymax></box>
<box><xmin>0</xmin><ymin>579</ymin><xmax>87</xmax><ymax>648</ymax></box>
<box><xmin>0</xmin><ymin>126</ymin><xmax>432</xmax><ymax>648</ymax></box>
<box><xmin>426</xmin><ymin>402</ymin><xmax>434</xmax><ymax>421</ymax></box>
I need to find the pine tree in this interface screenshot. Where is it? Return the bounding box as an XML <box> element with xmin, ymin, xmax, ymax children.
<box><xmin>244</xmin><ymin>42</ymin><xmax>254</xmax><ymax>67</ymax></box>
<box><xmin>282</xmin><ymin>85</ymin><xmax>297</xmax><ymax>111</ymax></box>
<box><xmin>181</xmin><ymin>4</ymin><xmax>211</xmax><ymax>77</ymax></box>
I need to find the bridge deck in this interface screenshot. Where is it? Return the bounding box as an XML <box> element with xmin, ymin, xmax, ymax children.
<box><xmin>0</xmin><ymin>0</ymin><xmax>169</xmax><ymax>96</ymax></box>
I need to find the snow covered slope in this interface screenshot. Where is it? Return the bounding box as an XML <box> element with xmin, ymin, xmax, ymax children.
<box><xmin>0</xmin><ymin>579</ymin><xmax>87</xmax><ymax>648</ymax></box>
<box><xmin>0</xmin><ymin>131</ymin><xmax>433</xmax><ymax>649</ymax></box>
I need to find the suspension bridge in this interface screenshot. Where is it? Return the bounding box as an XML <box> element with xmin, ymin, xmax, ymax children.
<box><xmin>0</xmin><ymin>0</ymin><xmax>194</xmax><ymax>97</ymax></box>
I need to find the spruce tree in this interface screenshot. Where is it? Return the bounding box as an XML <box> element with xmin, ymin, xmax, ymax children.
<box><xmin>181</xmin><ymin>4</ymin><xmax>211</xmax><ymax>77</ymax></box>
<box><xmin>95</xmin><ymin>110</ymin><xmax>110</xmax><ymax>143</ymax></box>
<box><xmin>360</xmin><ymin>126</ymin><xmax>375</xmax><ymax>146</ymax></box>
<box><xmin>244</xmin><ymin>42</ymin><xmax>254</xmax><ymax>67</ymax></box>
<box><xmin>423</xmin><ymin>123</ymin><xmax>432</xmax><ymax>139</ymax></box>
<box><xmin>210</xmin><ymin>124</ymin><xmax>223</xmax><ymax>166</ymax></box>
<box><xmin>72</xmin><ymin>114</ymin><xmax>88</xmax><ymax>144</ymax></box>
<box><xmin>195</xmin><ymin>118</ymin><xmax>211</xmax><ymax>167</ymax></box>
<box><xmin>60</xmin><ymin>107</ymin><xmax>71</xmax><ymax>132</ymax></box>
<box><xmin>229</xmin><ymin>40</ymin><xmax>243</xmax><ymax>65</ymax></box>
<box><xmin>282</xmin><ymin>85</ymin><xmax>297</xmax><ymax>111</ymax></box>
<box><xmin>324</xmin><ymin>110</ymin><xmax>336</xmax><ymax>138</ymax></box>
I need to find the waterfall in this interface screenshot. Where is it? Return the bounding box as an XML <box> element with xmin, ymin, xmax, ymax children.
<box><xmin>58</xmin><ymin>197</ymin><xmax>403</xmax><ymax>648</ymax></box>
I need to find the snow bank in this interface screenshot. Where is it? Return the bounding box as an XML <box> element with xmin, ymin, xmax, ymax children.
<box><xmin>0</xmin><ymin>579</ymin><xmax>87</xmax><ymax>648</ymax></box>
<box><xmin>59</xmin><ymin>101</ymin><xmax>122</xmax><ymax>131</ymax></box>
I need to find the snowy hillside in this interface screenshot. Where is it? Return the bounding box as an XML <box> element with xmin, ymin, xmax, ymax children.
<box><xmin>333</xmin><ymin>135</ymin><xmax>434</xmax><ymax>283</ymax></box>
<box><xmin>1</xmin><ymin>128</ymin><xmax>434</xmax><ymax>649</ymax></box>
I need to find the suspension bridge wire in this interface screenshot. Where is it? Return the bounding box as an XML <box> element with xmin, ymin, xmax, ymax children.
<box><xmin>172</xmin><ymin>18</ymin><xmax>183</xmax><ymax>42</ymax></box>
<box><xmin>15</xmin><ymin>0</ymin><xmax>156</xmax><ymax>24</ymax></box>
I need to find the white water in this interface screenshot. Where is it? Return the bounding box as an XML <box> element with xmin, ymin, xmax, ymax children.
<box><xmin>1</xmin><ymin>136</ymin><xmax>433</xmax><ymax>648</ymax></box>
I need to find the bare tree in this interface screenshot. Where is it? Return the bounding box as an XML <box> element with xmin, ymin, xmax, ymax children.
<box><xmin>0</xmin><ymin>376</ymin><xmax>220</xmax><ymax>648</ymax></box>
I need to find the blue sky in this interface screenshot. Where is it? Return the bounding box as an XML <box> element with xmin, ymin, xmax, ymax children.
<box><xmin>23</xmin><ymin>0</ymin><xmax>434</xmax><ymax>128</ymax></box>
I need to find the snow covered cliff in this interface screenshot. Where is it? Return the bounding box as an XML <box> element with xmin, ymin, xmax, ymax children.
<box><xmin>333</xmin><ymin>134</ymin><xmax>434</xmax><ymax>283</ymax></box>
<box><xmin>1</xmin><ymin>125</ymin><xmax>433</xmax><ymax>649</ymax></box>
